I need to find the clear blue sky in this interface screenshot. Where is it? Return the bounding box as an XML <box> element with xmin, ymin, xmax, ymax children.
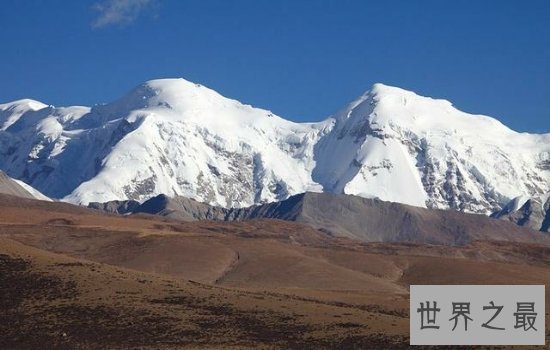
<box><xmin>1</xmin><ymin>0</ymin><xmax>548</xmax><ymax>132</ymax></box>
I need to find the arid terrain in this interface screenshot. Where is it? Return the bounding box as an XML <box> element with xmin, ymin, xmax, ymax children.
<box><xmin>1</xmin><ymin>194</ymin><xmax>550</xmax><ymax>349</ymax></box>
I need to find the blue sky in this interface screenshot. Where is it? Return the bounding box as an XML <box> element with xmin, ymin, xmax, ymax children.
<box><xmin>0</xmin><ymin>0</ymin><xmax>548</xmax><ymax>132</ymax></box>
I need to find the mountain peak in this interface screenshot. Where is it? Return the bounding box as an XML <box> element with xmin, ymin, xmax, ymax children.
<box><xmin>100</xmin><ymin>77</ymin><xmax>268</xmax><ymax>125</ymax></box>
<box><xmin>369</xmin><ymin>83</ymin><xmax>454</xmax><ymax>110</ymax></box>
<box><xmin>369</xmin><ymin>83</ymin><xmax>417</xmax><ymax>98</ymax></box>
<box><xmin>334</xmin><ymin>83</ymin><xmax>454</xmax><ymax>124</ymax></box>
<box><xmin>0</xmin><ymin>98</ymin><xmax>48</xmax><ymax>111</ymax></box>
<box><xmin>77</xmin><ymin>77</ymin><xmax>243</xmax><ymax>128</ymax></box>
<box><xmin>339</xmin><ymin>82</ymin><xmax>516</xmax><ymax>136</ymax></box>
<box><xmin>105</xmin><ymin>77</ymin><xmax>220</xmax><ymax>112</ymax></box>
<box><xmin>143</xmin><ymin>77</ymin><xmax>203</xmax><ymax>89</ymax></box>
<box><xmin>0</xmin><ymin>98</ymin><xmax>50</xmax><ymax>130</ymax></box>
<box><xmin>139</xmin><ymin>77</ymin><xmax>213</xmax><ymax>99</ymax></box>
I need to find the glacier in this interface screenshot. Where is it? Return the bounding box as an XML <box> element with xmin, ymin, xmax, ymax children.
<box><xmin>0</xmin><ymin>78</ymin><xmax>548</xmax><ymax>214</ymax></box>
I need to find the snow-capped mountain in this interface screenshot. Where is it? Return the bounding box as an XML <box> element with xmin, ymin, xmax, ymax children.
<box><xmin>0</xmin><ymin>78</ymin><xmax>548</xmax><ymax>214</ymax></box>
<box><xmin>0</xmin><ymin>79</ymin><xmax>325</xmax><ymax>207</ymax></box>
<box><xmin>315</xmin><ymin>84</ymin><xmax>550</xmax><ymax>213</ymax></box>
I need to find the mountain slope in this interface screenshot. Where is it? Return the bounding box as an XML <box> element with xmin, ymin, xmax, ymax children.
<box><xmin>0</xmin><ymin>78</ymin><xmax>548</xmax><ymax>213</ymax></box>
<box><xmin>122</xmin><ymin>192</ymin><xmax>550</xmax><ymax>245</ymax></box>
<box><xmin>314</xmin><ymin>84</ymin><xmax>550</xmax><ymax>213</ymax></box>
<box><xmin>491</xmin><ymin>194</ymin><xmax>550</xmax><ymax>232</ymax></box>
<box><xmin>0</xmin><ymin>79</ymin><xmax>325</xmax><ymax>207</ymax></box>
<box><xmin>0</xmin><ymin>171</ymin><xmax>50</xmax><ymax>201</ymax></box>
<box><xmin>5</xmin><ymin>194</ymin><xmax>550</xmax><ymax>348</ymax></box>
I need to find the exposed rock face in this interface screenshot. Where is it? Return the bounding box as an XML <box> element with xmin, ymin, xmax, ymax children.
<box><xmin>491</xmin><ymin>195</ymin><xmax>550</xmax><ymax>232</ymax></box>
<box><xmin>88</xmin><ymin>200</ymin><xmax>141</xmax><ymax>215</ymax></box>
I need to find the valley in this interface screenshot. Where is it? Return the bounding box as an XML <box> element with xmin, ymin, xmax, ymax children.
<box><xmin>1</xmin><ymin>194</ymin><xmax>549</xmax><ymax>348</ymax></box>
